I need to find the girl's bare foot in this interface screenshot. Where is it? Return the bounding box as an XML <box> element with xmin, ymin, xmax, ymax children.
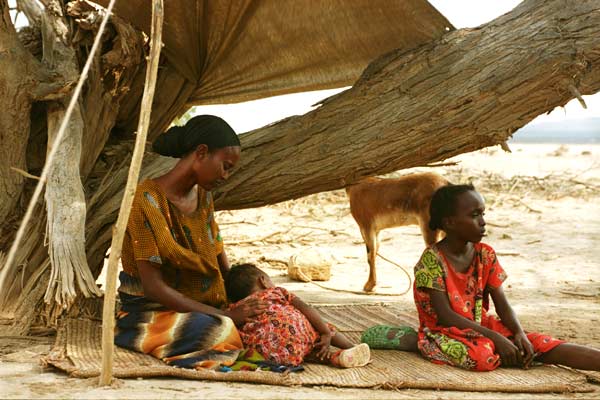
<box><xmin>331</xmin><ymin>343</ymin><xmax>371</xmax><ymax>368</ymax></box>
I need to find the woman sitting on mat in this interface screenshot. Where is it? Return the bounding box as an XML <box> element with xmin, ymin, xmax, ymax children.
<box><xmin>225</xmin><ymin>263</ymin><xmax>371</xmax><ymax>368</ymax></box>
<box><xmin>114</xmin><ymin>115</ymin><xmax>268</xmax><ymax>369</ymax></box>
<box><xmin>413</xmin><ymin>183</ymin><xmax>600</xmax><ymax>371</ymax></box>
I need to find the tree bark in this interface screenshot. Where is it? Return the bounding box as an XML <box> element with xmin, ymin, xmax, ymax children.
<box><xmin>83</xmin><ymin>0</ymin><xmax>600</xmax><ymax>311</ymax></box>
<box><xmin>0</xmin><ymin>0</ymin><xmax>57</xmax><ymax>231</ymax></box>
<box><xmin>1</xmin><ymin>0</ymin><xmax>599</xmax><ymax>333</ymax></box>
<box><xmin>0</xmin><ymin>0</ymin><xmax>145</xmax><ymax>330</ymax></box>
<box><xmin>72</xmin><ymin>0</ymin><xmax>600</xmax><ymax>300</ymax></box>
<box><xmin>41</xmin><ymin>0</ymin><xmax>101</xmax><ymax>311</ymax></box>
<box><xmin>213</xmin><ymin>0</ymin><xmax>600</xmax><ymax>210</ymax></box>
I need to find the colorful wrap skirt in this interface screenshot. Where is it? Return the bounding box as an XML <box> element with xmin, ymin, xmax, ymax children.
<box><xmin>114</xmin><ymin>292</ymin><xmax>243</xmax><ymax>370</ymax></box>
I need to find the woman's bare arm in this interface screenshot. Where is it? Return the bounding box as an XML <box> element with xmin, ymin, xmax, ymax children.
<box><xmin>217</xmin><ymin>251</ymin><xmax>231</xmax><ymax>278</ymax></box>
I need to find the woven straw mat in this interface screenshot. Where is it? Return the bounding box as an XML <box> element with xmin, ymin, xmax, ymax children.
<box><xmin>44</xmin><ymin>304</ymin><xmax>593</xmax><ymax>393</ymax></box>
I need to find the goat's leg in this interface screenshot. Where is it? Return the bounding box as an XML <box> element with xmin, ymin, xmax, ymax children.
<box><xmin>361</xmin><ymin>227</ymin><xmax>378</xmax><ymax>292</ymax></box>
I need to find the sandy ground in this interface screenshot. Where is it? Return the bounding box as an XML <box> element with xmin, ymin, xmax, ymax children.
<box><xmin>1</xmin><ymin>143</ymin><xmax>599</xmax><ymax>399</ymax></box>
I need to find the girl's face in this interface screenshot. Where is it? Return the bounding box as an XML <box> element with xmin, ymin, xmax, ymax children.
<box><xmin>444</xmin><ymin>190</ymin><xmax>486</xmax><ymax>243</ymax></box>
<box><xmin>192</xmin><ymin>145</ymin><xmax>241</xmax><ymax>190</ymax></box>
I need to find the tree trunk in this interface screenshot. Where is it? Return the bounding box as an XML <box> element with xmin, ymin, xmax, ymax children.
<box><xmin>42</xmin><ymin>0</ymin><xmax>101</xmax><ymax>311</ymax></box>
<box><xmin>1</xmin><ymin>0</ymin><xmax>599</xmax><ymax>333</ymax></box>
<box><xmin>213</xmin><ymin>0</ymin><xmax>600</xmax><ymax>209</ymax></box>
<box><xmin>74</xmin><ymin>0</ymin><xmax>600</xmax><ymax>292</ymax></box>
<box><xmin>0</xmin><ymin>0</ymin><xmax>57</xmax><ymax>238</ymax></box>
<box><xmin>0</xmin><ymin>0</ymin><xmax>145</xmax><ymax>330</ymax></box>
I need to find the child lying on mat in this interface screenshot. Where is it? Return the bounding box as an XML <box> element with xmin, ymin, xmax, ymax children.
<box><xmin>413</xmin><ymin>183</ymin><xmax>600</xmax><ymax>371</ymax></box>
<box><xmin>225</xmin><ymin>263</ymin><xmax>370</xmax><ymax>368</ymax></box>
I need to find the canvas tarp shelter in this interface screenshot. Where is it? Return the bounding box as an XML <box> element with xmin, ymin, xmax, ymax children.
<box><xmin>0</xmin><ymin>0</ymin><xmax>454</xmax><ymax>330</ymax></box>
<box><xmin>93</xmin><ymin>0</ymin><xmax>453</xmax><ymax>139</ymax></box>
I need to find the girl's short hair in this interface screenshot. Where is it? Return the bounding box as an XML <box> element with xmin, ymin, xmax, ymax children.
<box><xmin>429</xmin><ymin>184</ymin><xmax>476</xmax><ymax>231</ymax></box>
<box><xmin>224</xmin><ymin>263</ymin><xmax>265</xmax><ymax>303</ymax></box>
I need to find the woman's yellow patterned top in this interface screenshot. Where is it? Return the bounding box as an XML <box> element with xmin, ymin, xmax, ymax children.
<box><xmin>119</xmin><ymin>179</ymin><xmax>226</xmax><ymax>308</ymax></box>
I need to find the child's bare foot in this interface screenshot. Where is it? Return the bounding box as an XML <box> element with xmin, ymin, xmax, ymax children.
<box><xmin>361</xmin><ymin>325</ymin><xmax>418</xmax><ymax>351</ymax></box>
<box><xmin>331</xmin><ymin>343</ymin><xmax>371</xmax><ymax>368</ymax></box>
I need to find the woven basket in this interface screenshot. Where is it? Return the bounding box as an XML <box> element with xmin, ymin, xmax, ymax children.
<box><xmin>287</xmin><ymin>247</ymin><xmax>332</xmax><ymax>282</ymax></box>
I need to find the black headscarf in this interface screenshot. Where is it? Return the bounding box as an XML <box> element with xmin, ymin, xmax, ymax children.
<box><xmin>152</xmin><ymin>115</ymin><xmax>240</xmax><ymax>158</ymax></box>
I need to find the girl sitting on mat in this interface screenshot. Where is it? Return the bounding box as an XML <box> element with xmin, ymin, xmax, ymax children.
<box><xmin>413</xmin><ymin>183</ymin><xmax>600</xmax><ymax>371</ymax></box>
<box><xmin>225</xmin><ymin>263</ymin><xmax>371</xmax><ymax>368</ymax></box>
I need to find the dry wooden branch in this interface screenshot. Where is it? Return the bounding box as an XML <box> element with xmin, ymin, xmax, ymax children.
<box><xmin>486</xmin><ymin>221</ymin><xmax>510</xmax><ymax>228</ymax></box>
<box><xmin>16</xmin><ymin>0</ymin><xmax>42</xmax><ymax>26</ymax></box>
<box><xmin>257</xmin><ymin>257</ymin><xmax>288</xmax><ymax>266</ymax></box>
<box><xmin>559</xmin><ymin>290</ymin><xmax>597</xmax><ymax>298</ymax></box>
<box><xmin>422</xmin><ymin>161</ymin><xmax>459</xmax><ymax>168</ymax></box>
<box><xmin>211</xmin><ymin>0</ymin><xmax>600</xmax><ymax>210</ymax></box>
<box><xmin>10</xmin><ymin>166</ymin><xmax>40</xmax><ymax>180</ymax></box>
<box><xmin>225</xmin><ymin>229</ymin><xmax>291</xmax><ymax>245</ymax></box>
<box><xmin>568</xmin><ymin>84</ymin><xmax>587</xmax><ymax>109</ymax></box>
<box><xmin>31</xmin><ymin>79</ymin><xmax>76</xmax><ymax>101</ymax></box>
<box><xmin>518</xmin><ymin>200</ymin><xmax>542</xmax><ymax>214</ymax></box>
<box><xmin>218</xmin><ymin>220</ymin><xmax>258</xmax><ymax>226</ymax></box>
<box><xmin>42</xmin><ymin>0</ymin><xmax>101</xmax><ymax>313</ymax></box>
<box><xmin>99</xmin><ymin>0</ymin><xmax>163</xmax><ymax>386</ymax></box>
<box><xmin>0</xmin><ymin>0</ymin><xmax>116</xmax><ymax>307</ymax></box>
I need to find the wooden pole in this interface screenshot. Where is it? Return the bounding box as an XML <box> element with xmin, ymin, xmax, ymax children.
<box><xmin>99</xmin><ymin>0</ymin><xmax>163</xmax><ymax>386</ymax></box>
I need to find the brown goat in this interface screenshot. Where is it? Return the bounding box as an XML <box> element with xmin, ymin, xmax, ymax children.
<box><xmin>345</xmin><ymin>172</ymin><xmax>449</xmax><ymax>292</ymax></box>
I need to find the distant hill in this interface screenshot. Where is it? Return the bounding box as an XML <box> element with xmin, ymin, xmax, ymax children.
<box><xmin>510</xmin><ymin>118</ymin><xmax>600</xmax><ymax>143</ymax></box>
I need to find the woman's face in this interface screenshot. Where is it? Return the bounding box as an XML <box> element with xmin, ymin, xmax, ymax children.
<box><xmin>193</xmin><ymin>145</ymin><xmax>241</xmax><ymax>190</ymax></box>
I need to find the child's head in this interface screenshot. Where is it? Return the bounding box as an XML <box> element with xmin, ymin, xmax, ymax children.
<box><xmin>225</xmin><ymin>263</ymin><xmax>274</xmax><ymax>303</ymax></box>
<box><xmin>429</xmin><ymin>184</ymin><xmax>486</xmax><ymax>242</ymax></box>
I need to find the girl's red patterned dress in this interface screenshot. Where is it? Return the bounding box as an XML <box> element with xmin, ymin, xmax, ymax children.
<box><xmin>413</xmin><ymin>242</ymin><xmax>564</xmax><ymax>371</ymax></box>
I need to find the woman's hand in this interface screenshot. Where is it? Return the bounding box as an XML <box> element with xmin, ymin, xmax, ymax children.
<box><xmin>491</xmin><ymin>332</ymin><xmax>523</xmax><ymax>367</ymax></box>
<box><xmin>314</xmin><ymin>331</ymin><xmax>333</xmax><ymax>360</ymax></box>
<box><xmin>225</xmin><ymin>297</ymin><xmax>269</xmax><ymax>326</ymax></box>
<box><xmin>513</xmin><ymin>331</ymin><xmax>535</xmax><ymax>368</ymax></box>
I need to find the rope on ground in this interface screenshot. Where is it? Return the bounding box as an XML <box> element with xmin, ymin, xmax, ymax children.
<box><xmin>377</xmin><ymin>252</ymin><xmax>413</xmax><ymax>293</ymax></box>
<box><xmin>309</xmin><ymin>280</ymin><xmax>408</xmax><ymax>296</ymax></box>
<box><xmin>308</xmin><ymin>252</ymin><xmax>412</xmax><ymax>296</ymax></box>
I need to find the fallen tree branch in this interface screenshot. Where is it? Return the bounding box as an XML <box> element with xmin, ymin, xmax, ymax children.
<box><xmin>10</xmin><ymin>166</ymin><xmax>40</xmax><ymax>180</ymax></box>
<box><xmin>0</xmin><ymin>0</ymin><xmax>114</xmax><ymax>309</ymax></box>
<box><xmin>31</xmin><ymin>78</ymin><xmax>76</xmax><ymax>101</ymax></box>
<box><xmin>42</xmin><ymin>0</ymin><xmax>101</xmax><ymax>313</ymax></box>
<box><xmin>211</xmin><ymin>0</ymin><xmax>600</xmax><ymax>210</ymax></box>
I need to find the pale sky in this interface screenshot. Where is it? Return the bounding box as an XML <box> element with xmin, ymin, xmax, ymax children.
<box><xmin>195</xmin><ymin>0</ymin><xmax>599</xmax><ymax>134</ymax></box>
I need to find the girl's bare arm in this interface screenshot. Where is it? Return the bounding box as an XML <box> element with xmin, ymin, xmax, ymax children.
<box><xmin>428</xmin><ymin>288</ymin><xmax>523</xmax><ymax>366</ymax></box>
<box><xmin>488</xmin><ymin>285</ymin><xmax>524</xmax><ymax>335</ymax></box>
